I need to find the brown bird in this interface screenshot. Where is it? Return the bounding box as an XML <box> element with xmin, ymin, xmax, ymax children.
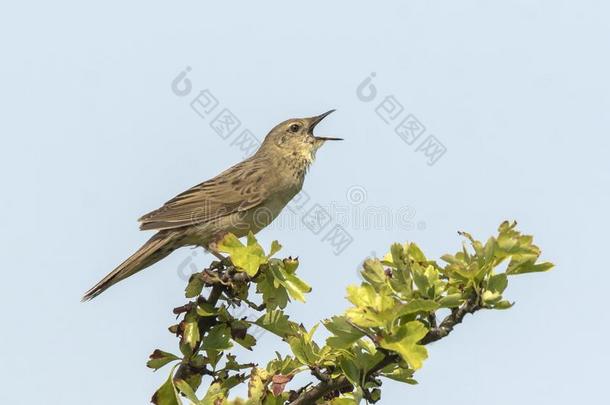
<box><xmin>82</xmin><ymin>110</ymin><xmax>341</xmax><ymax>300</ymax></box>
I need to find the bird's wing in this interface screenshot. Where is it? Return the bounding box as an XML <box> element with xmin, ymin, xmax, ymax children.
<box><xmin>138</xmin><ymin>157</ymin><xmax>275</xmax><ymax>231</ymax></box>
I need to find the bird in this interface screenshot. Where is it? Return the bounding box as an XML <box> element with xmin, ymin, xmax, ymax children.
<box><xmin>82</xmin><ymin>110</ymin><xmax>341</xmax><ymax>301</ymax></box>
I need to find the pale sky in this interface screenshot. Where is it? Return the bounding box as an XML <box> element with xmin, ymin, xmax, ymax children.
<box><xmin>1</xmin><ymin>1</ymin><xmax>608</xmax><ymax>404</ymax></box>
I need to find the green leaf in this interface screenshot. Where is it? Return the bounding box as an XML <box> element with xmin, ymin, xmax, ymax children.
<box><xmin>180</xmin><ymin>373</ymin><xmax>203</xmax><ymax>396</ymax></box>
<box><xmin>268</xmin><ymin>261</ymin><xmax>311</xmax><ymax>302</ymax></box>
<box><xmin>387</xmin><ymin>244</ymin><xmax>412</xmax><ymax>296</ymax></box>
<box><xmin>147</xmin><ymin>350</ymin><xmax>180</xmax><ymax>371</ymax></box>
<box><xmin>264</xmin><ymin>394</ymin><xmax>287</xmax><ymax>405</ymax></box>
<box><xmin>200</xmin><ymin>382</ymin><xmax>226</xmax><ymax>405</ymax></box>
<box><xmin>345</xmin><ymin>284</ymin><xmax>395</xmax><ymax>328</ymax></box>
<box><xmin>268</xmin><ymin>240</ymin><xmax>282</xmax><ymax>258</ymax></box>
<box><xmin>379</xmin><ymin>321</ymin><xmax>428</xmax><ymax>370</ymax></box>
<box><xmin>507</xmin><ymin>260</ymin><xmax>554</xmax><ymax>275</ymax></box>
<box><xmin>323</xmin><ymin>316</ymin><xmax>365</xmax><ymax>349</ymax></box>
<box><xmin>217</xmin><ymin>232</ymin><xmax>267</xmax><ymax>277</ymax></box>
<box><xmin>329</xmin><ymin>391</ymin><xmax>364</xmax><ymax>405</ymax></box>
<box><xmin>412</xmin><ymin>263</ymin><xmax>441</xmax><ymax>297</ymax></box>
<box><xmin>440</xmin><ymin>254</ymin><xmax>458</xmax><ymax>264</ymax></box>
<box><xmin>412</xmin><ymin>271</ymin><xmax>429</xmax><ymax>293</ymax></box>
<box><xmin>223</xmin><ymin>353</ymin><xmax>242</xmax><ymax>371</ymax></box>
<box><xmin>482</xmin><ymin>290</ymin><xmax>502</xmax><ymax>305</ymax></box>
<box><xmin>266</xmin><ymin>353</ymin><xmax>302</xmax><ymax>376</ymax></box>
<box><xmin>438</xmin><ymin>293</ymin><xmax>463</xmax><ymax>308</ymax></box>
<box><xmin>183</xmin><ymin>318</ymin><xmax>200</xmax><ymax>351</ymax></box>
<box><xmin>338</xmin><ymin>357</ymin><xmax>361</xmax><ymax>387</ymax></box>
<box><xmin>196</xmin><ymin>302</ymin><xmax>218</xmax><ymax>317</ymax></box>
<box><xmin>395</xmin><ymin>299</ymin><xmax>439</xmax><ymax>317</ymax></box>
<box><xmin>389</xmin><ymin>243</ymin><xmax>407</xmax><ymax>269</ymax></box>
<box><xmin>495</xmin><ymin>222</ymin><xmax>544</xmax><ymax>265</ymax></box>
<box><xmin>381</xmin><ymin>364</ymin><xmax>417</xmax><ymax>385</ymax></box>
<box><xmin>174</xmin><ymin>379</ymin><xmax>199</xmax><ymax>403</ymax></box>
<box><xmin>406</xmin><ymin>242</ymin><xmax>427</xmax><ymax>262</ymax></box>
<box><xmin>256</xmin><ymin>270</ymin><xmax>289</xmax><ymax>310</ymax></box>
<box><xmin>200</xmin><ymin>324</ymin><xmax>232</xmax><ymax>351</ymax></box>
<box><xmin>185</xmin><ymin>274</ymin><xmax>204</xmax><ymax>298</ymax></box>
<box><xmin>234</xmin><ymin>333</ymin><xmax>257</xmax><ymax>350</ymax></box>
<box><xmin>493</xmin><ymin>300</ymin><xmax>514</xmax><ymax>310</ymax></box>
<box><xmin>255</xmin><ymin>310</ymin><xmax>299</xmax><ymax>338</ymax></box>
<box><xmin>483</xmin><ymin>237</ymin><xmax>496</xmax><ymax>262</ymax></box>
<box><xmin>350</xmin><ymin>339</ymin><xmax>384</xmax><ymax>372</ymax></box>
<box><xmin>221</xmin><ymin>376</ymin><xmax>247</xmax><ymax>394</ymax></box>
<box><xmin>229</xmin><ymin>319</ymin><xmax>250</xmax><ymax>341</ymax></box>
<box><xmin>287</xmin><ymin>329</ymin><xmax>320</xmax><ymax>366</ymax></box>
<box><xmin>151</xmin><ymin>371</ymin><xmax>182</xmax><ymax>405</ymax></box>
<box><xmin>487</xmin><ymin>273</ymin><xmax>508</xmax><ymax>294</ymax></box>
<box><xmin>247</xmin><ymin>368</ymin><xmax>267</xmax><ymax>403</ymax></box>
<box><xmin>360</xmin><ymin>259</ymin><xmax>387</xmax><ymax>290</ymax></box>
<box><xmin>282</xmin><ymin>257</ymin><xmax>299</xmax><ymax>274</ymax></box>
<box><xmin>205</xmin><ymin>350</ymin><xmax>222</xmax><ymax>369</ymax></box>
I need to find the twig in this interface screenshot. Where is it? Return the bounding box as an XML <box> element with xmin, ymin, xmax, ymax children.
<box><xmin>243</xmin><ymin>299</ymin><xmax>266</xmax><ymax>311</ymax></box>
<box><xmin>420</xmin><ymin>294</ymin><xmax>480</xmax><ymax>345</ymax></box>
<box><xmin>346</xmin><ymin>320</ymin><xmax>378</xmax><ymax>344</ymax></box>
<box><xmin>310</xmin><ymin>366</ymin><xmax>331</xmax><ymax>382</ymax></box>
<box><xmin>172</xmin><ymin>302</ymin><xmax>194</xmax><ymax>315</ymax></box>
<box><xmin>427</xmin><ymin>312</ymin><xmax>437</xmax><ymax>329</ymax></box>
<box><xmin>206</xmin><ymin>284</ymin><xmax>223</xmax><ymax>306</ymax></box>
<box><xmin>289</xmin><ymin>377</ymin><xmax>350</xmax><ymax>405</ymax></box>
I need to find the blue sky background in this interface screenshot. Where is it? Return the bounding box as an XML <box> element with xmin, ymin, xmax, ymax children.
<box><xmin>1</xmin><ymin>1</ymin><xmax>608</xmax><ymax>404</ymax></box>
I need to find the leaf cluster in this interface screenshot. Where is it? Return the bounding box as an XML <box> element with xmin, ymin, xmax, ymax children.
<box><xmin>149</xmin><ymin>221</ymin><xmax>553</xmax><ymax>405</ymax></box>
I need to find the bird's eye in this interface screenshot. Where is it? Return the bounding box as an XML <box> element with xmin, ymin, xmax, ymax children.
<box><xmin>289</xmin><ymin>123</ymin><xmax>301</xmax><ymax>133</ymax></box>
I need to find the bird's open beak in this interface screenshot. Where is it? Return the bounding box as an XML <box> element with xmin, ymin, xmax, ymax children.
<box><xmin>309</xmin><ymin>109</ymin><xmax>343</xmax><ymax>141</ymax></box>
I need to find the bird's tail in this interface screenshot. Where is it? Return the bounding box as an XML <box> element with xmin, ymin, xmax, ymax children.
<box><xmin>82</xmin><ymin>232</ymin><xmax>178</xmax><ymax>301</ymax></box>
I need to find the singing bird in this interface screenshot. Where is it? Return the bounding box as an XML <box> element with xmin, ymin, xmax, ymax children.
<box><xmin>82</xmin><ymin>110</ymin><xmax>341</xmax><ymax>300</ymax></box>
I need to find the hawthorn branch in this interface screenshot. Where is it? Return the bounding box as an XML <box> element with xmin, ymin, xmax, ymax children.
<box><xmin>289</xmin><ymin>294</ymin><xmax>481</xmax><ymax>405</ymax></box>
<box><xmin>310</xmin><ymin>366</ymin><xmax>331</xmax><ymax>383</ymax></box>
<box><xmin>174</xmin><ymin>283</ymin><xmax>225</xmax><ymax>382</ymax></box>
<box><xmin>289</xmin><ymin>376</ymin><xmax>351</xmax><ymax>405</ymax></box>
<box><xmin>420</xmin><ymin>294</ymin><xmax>480</xmax><ymax>345</ymax></box>
<box><xmin>243</xmin><ymin>298</ymin><xmax>266</xmax><ymax>311</ymax></box>
<box><xmin>206</xmin><ymin>284</ymin><xmax>223</xmax><ymax>306</ymax></box>
<box><xmin>173</xmin><ymin>260</ymin><xmax>261</xmax><ymax>386</ymax></box>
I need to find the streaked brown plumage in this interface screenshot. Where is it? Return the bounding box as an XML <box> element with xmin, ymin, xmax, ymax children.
<box><xmin>82</xmin><ymin>110</ymin><xmax>340</xmax><ymax>300</ymax></box>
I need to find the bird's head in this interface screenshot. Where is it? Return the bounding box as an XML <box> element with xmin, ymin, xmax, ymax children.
<box><xmin>258</xmin><ymin>110</ymin><xmax>342</xmax><ymax>164</ymax></box>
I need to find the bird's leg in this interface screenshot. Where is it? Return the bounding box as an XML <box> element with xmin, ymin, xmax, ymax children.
<box><xmin>204</xmin><ymin>245</ymin><xmax>226</xmax><ymax>262</ymax></box>
<box><xmin>209</xmin><ymin>249</ymin><xmax>226</xmax><ymax>261</ymax></box>
<box><xmin>206</xmin><ymin>234</ymin><xmax>231</xmax><ymax>266</ymax></box>
<box><xmin>194</xmin><ymin>244</ymin><xmax>229</xmax><ymax>307</ymax></box>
